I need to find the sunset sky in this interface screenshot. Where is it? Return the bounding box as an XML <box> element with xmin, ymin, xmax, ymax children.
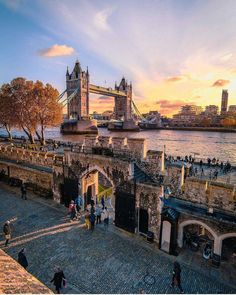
<box><xmin>0</xmin><ymin>0</ymin><xmax>236</xmax><ymax>116</ymax></box>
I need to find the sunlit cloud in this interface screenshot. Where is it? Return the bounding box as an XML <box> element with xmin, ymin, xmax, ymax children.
<box><xmin>93</xmin><ymin>8</ymin><xmax>113</xmax><ymax>32</ymax></box>
<box><xmin>39</xmin><ymin>44</ymin><xmax>75</xmax><ymax>57</ymax></box>
<box><xmin>212</xmin><ymin>79</ymin><xmax>230</xmax><ymax>87</ymax></box>
<box><xmin>165</xmin><ymin>76</ymin><xmax>183</xmax><ymax>83</ymax></box>
<box><xmin>221</xmin><ymin>53</ymin><xmax>233</xmax><ymax>61</ymax></box>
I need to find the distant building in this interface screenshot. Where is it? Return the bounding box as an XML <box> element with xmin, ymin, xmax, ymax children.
<box><xmin>228</xmin><ymin>105</ymin><xmax>236</xmax><ymax>115</ymax></box>
<box><xmin>172</xmin><ymin>105</ymin><xmax>203</xmax><ymax>126</ymax></box>
<box><xmin>180</xmin><ymin>105</ymin><xmax>203</xmax><ymax>115</ymax></box>
<box><xmin>91</xmin><ymin>110</ymin><xmax>113</xmax><ymax>120</ymax></box>
<box><xmin>205</xmin><ymin>105</ymin><xmax>219</xmax><ymax>115</ymax></box>
<box><xmin>221</xmin><ymin>89</ymin><xmax>228</xmax><ymax>114</ymax></box>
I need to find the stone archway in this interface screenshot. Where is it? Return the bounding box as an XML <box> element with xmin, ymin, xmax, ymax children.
<box><xmin>215</xmin><ymin>232</ymin><xmax>236</xmax><ymax>256</ymax></box>
<box><xmin>79</xmin><ymin>165</ymin><xmax>115</xmax><ymax>210</ymax></box>
<box><xmin>178</xmin><ymin>219</ymin><xmax>218</xmax><ymax>252</ymax></box>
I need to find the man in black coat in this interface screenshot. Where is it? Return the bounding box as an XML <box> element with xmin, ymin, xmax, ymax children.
<box><xmin>18</xmin><ymin>248</ymin><xmax>28</xmax><ymax>269</ymax></box>
<box><xmin>21</xmin><ymin>183</ymin><xmax>27</xmax><ymax>200</ymax></box>
<box><xmin>171</xmin><ymin>261</ymin><xmax>184</xmax><ymax>293</ymax></box>
<box><xmin>3</xmin><ymin>221</ymin><xmax>11</xmax><ymax>247</ymax></box>
<box><xmin>50</xmin><ymin>267</ymin><xmax>66</xmax><ymax>294</ymax></box>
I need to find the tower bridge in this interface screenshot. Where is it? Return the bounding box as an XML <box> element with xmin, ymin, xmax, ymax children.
<box><xmin>59</xmin><ymin>60</ymin><xmax>138</xmax><ymax>134</ymax></box>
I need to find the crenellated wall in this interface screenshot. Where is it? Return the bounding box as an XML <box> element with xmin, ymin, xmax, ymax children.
<box><xmin>182</xmin><ymin>177</ymin><xmax>236</xmax><ymax>214</ymax></box>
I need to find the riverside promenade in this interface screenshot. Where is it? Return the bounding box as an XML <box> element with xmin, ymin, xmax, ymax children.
<box><xmin>0</xmin><ymin>184</ymin><xmax>235</xmax><ymax>294</ymax></box>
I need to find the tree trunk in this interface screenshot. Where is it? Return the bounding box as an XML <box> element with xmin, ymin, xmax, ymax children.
<box><xmin>41</xmin><ymin>125</ymin><xmax>45</xmax><ymax>146</ymax></box>
<box><xmin>35</xmin><ymin>130</ymin><xmax>41</xmax><ymax>143</ymax></box>
<box><xmin>5</xmin><ymin>124</ymin><xmax>12</xmax><ymax>140</ymax></box>
<box><xmin>22</xmin><ymin>126</ymin><xmax>35</xmax><ymax>144</ymax></box>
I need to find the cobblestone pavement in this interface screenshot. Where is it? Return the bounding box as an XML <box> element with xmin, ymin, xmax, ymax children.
<box><xmin>0</xmin><ymin>185</ymin><xmax>235</xmax><ymax>294</ymax></box>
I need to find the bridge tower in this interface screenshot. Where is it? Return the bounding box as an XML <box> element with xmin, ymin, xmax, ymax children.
<box><xmin>114</xmin><ymin>78</ymin><xmax>132</xmax><ymax>120</ymax></box>
<box><xmin>66</xmin><ymin>60</ymin><xmax>89</xmax><ymax>120</ymax></box>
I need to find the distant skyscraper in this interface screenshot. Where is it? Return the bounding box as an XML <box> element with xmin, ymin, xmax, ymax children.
<box><xmin>221</xmin><ymin>90</ymin><xmax>228</xmax><ymax>114</ymax></box>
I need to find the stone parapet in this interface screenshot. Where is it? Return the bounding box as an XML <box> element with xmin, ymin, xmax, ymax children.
<box><xmin>0</xmin><ymin>249</ymin><xmax>53</xmax><ymax>294</ymax></box>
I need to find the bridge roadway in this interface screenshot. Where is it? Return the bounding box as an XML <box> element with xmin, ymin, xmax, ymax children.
<box><xmin>0</xmin><ymin>184</ymin><xmax>235</xmax><ymax>294</ymax></box>
<box><xmin>89</xmin><ymin>84</ymin><xmax>127</xmax><ymax>97</ymax></box>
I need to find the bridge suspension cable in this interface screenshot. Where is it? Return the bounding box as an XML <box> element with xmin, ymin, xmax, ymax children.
<box><xmin>57</xmin><ymin>89</ymin><xmax>67</xmax><ymax>102</ymax></box>
<box><xmin>131</xmin><ymin>100</ymin><xmax>144</xmax><ymax>119</ymax></box>
<box><xmin>60</xmin><ymin>87</ymin><xmax>80</xmax><ymax>107</ymax></box>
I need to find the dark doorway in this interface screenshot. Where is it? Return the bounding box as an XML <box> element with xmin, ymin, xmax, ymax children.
<box><xmin>85</xmin><ymin>185</ymin><xmax>92</xmax><ymax>206</ymax></box>
<box><xmin>139</xmin><ymin>209</ymin><xmax>148</xmax><ymax>235</ymax></box>
<box><xmin>62</xmin><ymin>178</ymin><xmax>78</xmax><ymax>207</ymax></box>
<box><xmin>115</xmin><ymin>181</ymin><xmax>136</xmax><ymax>233</ymax></box>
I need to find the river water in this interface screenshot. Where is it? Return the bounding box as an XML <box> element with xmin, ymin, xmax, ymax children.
<box><xmin>1</xmin><ymin>127</ymin><xmax>236</xmax><ymax>164</ymax></box>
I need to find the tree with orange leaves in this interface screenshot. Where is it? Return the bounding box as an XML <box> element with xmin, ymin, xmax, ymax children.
<box><xmin>220</xmin><ymin>117</ymin><xmax>236</xmax><ymax>128</ymax></box>
<box><xmin>0</xmin><ymin>83</ymin><xmax>16</xmax><ymax>140</ymax></box>
<box><xmin>0</xmin><ymin>78</ymin><xmax>63</xmax><ymax>144</ymax></box>
<box><xmin>33</xmin><ymin>81</ymin><xmax>63</xmax><ymax>145</ymax></box>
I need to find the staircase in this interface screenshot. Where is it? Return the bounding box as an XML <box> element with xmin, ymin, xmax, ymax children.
<box><xmin>133</xmin><ymin>163</ymin><xmax>155</xmax><ymax>183</ymax></box>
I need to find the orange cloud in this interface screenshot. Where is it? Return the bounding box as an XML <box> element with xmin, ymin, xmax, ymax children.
<box><xmin>39</xmin><ymin>44</ymin><xmax>75</xmax><ymax>57</ymax></box>
<box><xmin>165</xmin><ymin>76</ymin><xmax>183</xmax><ymax>83</ymax></box>
<box><xmin>212</xmin><ymin>79</ymin><xmax>230</xmax><ymax>87</ymax></box>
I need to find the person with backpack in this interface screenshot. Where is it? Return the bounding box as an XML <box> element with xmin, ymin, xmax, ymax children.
<box><xmin>3</xmin><ymin>220</ymin><xmax>11</xmax><ymax>247</ymax></box>
<box><xmin>50</xmin><ymin>267</ymin><xmax>66</xmax><ymax>294</ymax></box>
<box><xmin>18</xmin><ymin>248</ymin><xmax>28</xmax><ymax>269</ymax></box>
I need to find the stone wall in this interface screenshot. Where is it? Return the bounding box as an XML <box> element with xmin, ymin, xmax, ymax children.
<box><xmin>0</xmin><ymin>160</ymin><xmax>53</xmax><ymax>196</ymax></box>
<box><xmin>182</xmin><ymin>178</ymin><xmax>236</xmax><ymax>213</ymax></box>
<box><xmin>136</xmin><ymin>183</ymin><xmax>162</xmax><ymax>240</ymax></box>
<box><xmin>0</xmin><ymin>249</ymin><xmax>52</xmax><ymax>294</ymax></box>
<box><xmin>0</xmin><ymin>144</ymin><xmax>62</xmax><ymax>168</ymax></box>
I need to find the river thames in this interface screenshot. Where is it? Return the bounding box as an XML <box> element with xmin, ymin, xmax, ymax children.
<box><xmin>1</xmin><ymin>127</ymin><xmax>236</xmax><ymax>164</ymax></box>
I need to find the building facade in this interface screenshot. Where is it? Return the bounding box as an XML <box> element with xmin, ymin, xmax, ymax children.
<box><xmin>221</xmin><ymin>89</ymin><xmax>228</xmax><ymax>115</ymax></box>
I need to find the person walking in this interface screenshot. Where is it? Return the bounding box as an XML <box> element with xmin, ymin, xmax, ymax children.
<box><xmin>96</xmin><ymin>206</ymin><xmax>102</xmax><ymax>224</ymax></box>
<box><xmin>90</xmin><ymin>212</ymin><xmax>96</xmax><ymax>231</ymax></box>
<box><xmin>18</xmin><ymin>248</ymin><xmax>28</xmax><ymax>269</ymax></box>
<box><xmin>21</xmin><ymin>183</ymin><xmax>27</xmax><ymax>200</ymax></box>
<box><xmin>68</xmin><ymin>200</ymin><xmax>77</xmax><ymax>222</ymax></box>
<box><xmin>171</xmin><ymin>261</ymin><xmax>184</xmax><ymax>293</ymax></box>
<box><xmin>84</xmin><ymin>209</ymin><xmax>91</xmax><ymax>230</ymax></box>
<box><xmin>3</xmin><ymin>220</ymin><xmax>11</xmax><ymax>247</ymax></box>
<box><xmin>75</xmin><ymin>195</ymin><xmax>83</xmax><ymax>216</ymax></box>
<box><xmin>103</xmin><ymin>207</ymin><xmax>109</xmax><ymax>228</ymax></box>
<box><xmin>50</xmin><ymin>267</ymin><xmax>66</xmax><ymax>294</ymax></box>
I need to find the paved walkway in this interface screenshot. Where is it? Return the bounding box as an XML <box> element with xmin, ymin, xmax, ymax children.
<box><xmin>0</xmin><ymin>184</ymin><xmax>235</xmax><ymax>294</ymax></box>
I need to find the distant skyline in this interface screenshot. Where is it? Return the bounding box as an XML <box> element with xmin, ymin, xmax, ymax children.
<box><xmin>0</xmin><ymin>0</ymin><xmax>236</xmax><ymax>116</ymax></box>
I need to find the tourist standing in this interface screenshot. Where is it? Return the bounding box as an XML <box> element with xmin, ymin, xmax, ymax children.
<box><xmin>171</xmin><ymin>261</ymin><xmax>184</xmax><ymax>293</ymax></box>
<box><xmin>96</xmin><ymin>206</ymin><xmax>102</xmax><ymax>224</ymax></box>
<box><xmin>50</xmin><ymin>267</ymin><xmax>66</xmax><ymax>294</ymax></box>
<box><xmin>103</xmin><ymin>207</ymin><xmax>109</xmax><ymax>228</ymax></box>
<box><xmin>101</xmin><ymin>195</ymin><xmax>105</xmax><ymax>210</ymax></box>
<box><xmin>3</xmin><ymin>220</ymin><xmax>11</xmax><ymax>247</ymax></box>
<box><xmin>18</xmin><ymin>248</ymin><xmax>28</xmax><ymax>269</ymax></box>
<box><xmin>90</xmin><ymin>212</ymin><xmax>96</xmax><ymax>231</ymax></box>
<box><xmin>84</xmin><ymin>209</ymin><xmax>91</xmax><ymax>230</ymax></box>
<box><xmin>21</xmin><ymin>183</ymin><xmax>27</xmax><ymax>200</ymax></box>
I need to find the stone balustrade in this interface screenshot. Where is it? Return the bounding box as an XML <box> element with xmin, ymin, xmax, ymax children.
<box><xmin>0</xmin><ymin>144</ymin><xmax>60</xmax><ymax>168</ymax></box>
